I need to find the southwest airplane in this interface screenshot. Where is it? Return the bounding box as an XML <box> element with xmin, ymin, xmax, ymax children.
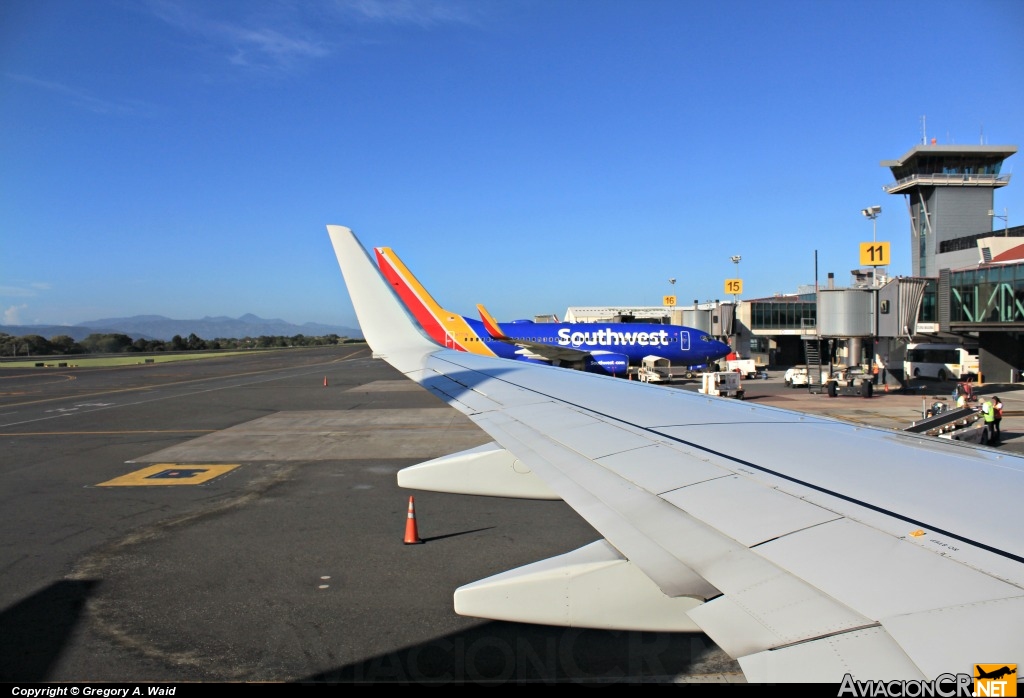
<box><xmin>373</xmin><ymin>245</ymin><xmax>731</xmax><ymax>376</ymax></box>
<box><xmin>328</xmin><ymin>224</ymin><xmax>1024</xmax><ymax>684</ymax></box>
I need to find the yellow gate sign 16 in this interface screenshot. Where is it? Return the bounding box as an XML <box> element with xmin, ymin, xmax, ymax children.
<box><xmin>663</xmin><ymin>295</ymin><xmax>677</xmax><ymax>306</ymax></box>
<box><xmin>859</xmin><ymin>242</ymin><xmax>890</xmax><ymax>266</ymax></box>
<box><xmin>725</xmin><ymin>279</ymin><xmax>743</xmax><ymax>295</ymax></box>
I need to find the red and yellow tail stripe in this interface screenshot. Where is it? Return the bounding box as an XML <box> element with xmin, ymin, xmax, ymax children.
<box><xmin>475</xmin><ymin>304</ymin><xmax>508</xmax><ymax>339</ymax></box>
<box><xmin>374</xmin><ymin>247</ymin><xmax>497</xmax><ymax>356</ymax></box>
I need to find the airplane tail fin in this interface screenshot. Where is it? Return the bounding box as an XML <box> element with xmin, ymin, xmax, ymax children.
<box><xmin>374</xmin><ymin>246</ymin><xmax>461</xmax><ymax>347</ymax></box>
<box><xmin>476</xmin><ymin>304</ymin><xmax>509</xmax><ymax>340</ymax></box>
<box><xmin>374</xmin><ymin>245</ymin><xmax>495</xmax><ymax>355</ymax></box>
<box><xmin>326</xmin><ymin>226</ymin><xmax>438</xmax><ymax>372</ymax></box>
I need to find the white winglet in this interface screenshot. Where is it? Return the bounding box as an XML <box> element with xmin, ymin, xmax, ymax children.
<box><xmin>326</xmin><ymin>225</ymin><xmax>438</xmax><ymax>372</ymax></box>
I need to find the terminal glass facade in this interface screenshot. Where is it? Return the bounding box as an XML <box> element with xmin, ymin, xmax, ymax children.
<box><xmin>949</xmin><ymin>263</ymin><xmax>1024</xmax><ymax>323</ymax></box>
<box><xmin>921</xmin><ymin>279</ymin><xmax>938</xmax><ymax>323</ymax></box>
<box><xmin>750</xmin><ymin>297</ymin><xmax>817</xmax><ymax>330</ymax></box>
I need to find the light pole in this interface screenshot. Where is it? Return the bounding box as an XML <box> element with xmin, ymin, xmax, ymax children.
<box><xmin>730</xmin><ymin>255</ymin><xmax>741</xmax><ymax>307</ymax></box>
<box><xmin>989</xmin><ymin>208</ymin><xmax>1009</xmax><ymax>236</ymax></box>
<box><xmin>861</xmin><ymin>205</ymin><xmax>881</xmax><ymax>242</ymax></box>
<box><xmin>861</xmin><ymin>205</ymin><xmax>882</xmax><ymax>285</ymax></box>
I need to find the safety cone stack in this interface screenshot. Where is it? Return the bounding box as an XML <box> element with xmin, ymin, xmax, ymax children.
<box><xmin>323</xmin><ymin>376</ymin><xmax>328</xmax><ymax>387</ymax></box>
<box><xmin>403</xmin><ymin>495</ymin><xmax>423</xmax><ymax>545</ymax></box>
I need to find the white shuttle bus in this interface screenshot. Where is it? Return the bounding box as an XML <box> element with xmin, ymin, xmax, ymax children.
<box><xmin>903</xmin><ymin>343</ymin><xmax>979</xmax><ymax>381</ymax></box>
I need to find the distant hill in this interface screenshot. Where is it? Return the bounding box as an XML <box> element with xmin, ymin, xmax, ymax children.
<box><xmin>0</xmin><ymin>314</ymin><xmax>363</xmax><ymax>342</ymax></box>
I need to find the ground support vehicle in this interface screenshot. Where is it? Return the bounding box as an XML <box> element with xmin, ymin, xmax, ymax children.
<box><xmin>681</xmin><ymin>363</ymin><xmax>718</xmax><ymax>379</ymax></box>
<box><xmin>905</xmin><ymin>404</ymin><xmax>981</xmax><ymax>439</ymax></box>
<box><xmin>724</xmin><ymin>357</ymin><xmax>758</xmax><ymax>379</ymax></box>
<box><xmin>637</xmin><ymin>355</ymin><xmax>672</xmax><ymax>383</ymax></box>
<box><xmin>784</xmin><ymin>366</ymin><xmax>809</xmax><ymax>388</ymax></box>
<box><xmin>823</xmin><ymin>368</ymin><xmax>873</xmax><ymax>398</ymax></box>
<box><xmin>698</xmin><ymin>371</ymin><xmax>744</xmax><ymax>399</ymax></box>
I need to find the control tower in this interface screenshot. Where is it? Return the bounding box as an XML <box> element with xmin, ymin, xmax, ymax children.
<box><xmin>881</xmin><ymin>143</ymin><xmax>1016</xmax><ymax>277</ymax></box>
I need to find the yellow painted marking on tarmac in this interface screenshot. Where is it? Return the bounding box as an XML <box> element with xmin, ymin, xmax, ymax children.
<box><xmin>99</xmin><ymin>464</ymin><xmax>240</xmax><ymax>487</ymax></box>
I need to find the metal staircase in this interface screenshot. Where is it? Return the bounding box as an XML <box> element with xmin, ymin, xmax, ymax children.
<box><xmin>804</xmin><ymin>338</ymin><xmax>825</xmax><ymax>393</ymax></box>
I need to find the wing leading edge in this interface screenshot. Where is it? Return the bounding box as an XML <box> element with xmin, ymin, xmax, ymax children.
<box><xmin>326</xmin><ymin>224</ymin><xmax>1024</xmax><ymax>683</ymax></box>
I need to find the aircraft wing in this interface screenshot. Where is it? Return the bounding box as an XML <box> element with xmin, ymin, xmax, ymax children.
<box><xmin>327</xmin><ymin>225</ymin><xmax>1024</xmax><ymax>684</ymax></box>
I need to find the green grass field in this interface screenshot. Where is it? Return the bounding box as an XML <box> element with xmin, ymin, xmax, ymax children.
<box><xmin>0</xmin><ymin>350</ymin><xmax>277</xmax><ymax>369</ymax></box>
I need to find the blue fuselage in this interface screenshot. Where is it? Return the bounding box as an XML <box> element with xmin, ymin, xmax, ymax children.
<box><xmin>473</xmin><ymin>318</ymin><xmax>731</xmax><ymax>374</ymax></box>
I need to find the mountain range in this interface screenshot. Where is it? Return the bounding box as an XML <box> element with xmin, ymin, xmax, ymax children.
<box><xmin>0</xmin><ymin>314</ymin><xmax>363</xmax><ymax>342</ymax></box>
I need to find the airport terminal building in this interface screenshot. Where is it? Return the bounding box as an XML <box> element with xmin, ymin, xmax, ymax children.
<box><xmin>562</xmin><ymin>142</ymin><xmax>1024</xmax><ymax>382</ymax></box>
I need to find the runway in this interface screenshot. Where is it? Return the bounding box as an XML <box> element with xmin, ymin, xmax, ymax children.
<box><xmin>1</xmin><ymin>347</ymin><xmax>1020</xmax><ymax>683</ymax></box>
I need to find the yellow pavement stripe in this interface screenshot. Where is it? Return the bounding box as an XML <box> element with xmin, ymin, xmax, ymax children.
<box><xmin>99</xmin><ymin>463</ymin><xmax>240</xmax><ymax>487</ymax></box>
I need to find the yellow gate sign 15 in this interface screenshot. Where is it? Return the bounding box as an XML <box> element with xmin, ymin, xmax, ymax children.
<box><xmin>725</xmin><ymin>279</ymin><xmax>742</xmax><ymax>295</ymax></box>
<box><xmin>859</xmin><ymin>242</ymin><xmax>890</xmax><ymax>266</ymax></box>
<box><xmin>663</xmin><ymin>295</ymin><xmax>677</xmax><ymax>306</ymax></box>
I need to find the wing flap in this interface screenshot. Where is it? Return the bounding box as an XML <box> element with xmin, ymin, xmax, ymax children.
<box><xmin>738</xmin><ymin>626</ymin><xmax>924</xmax><ymax>683</ymax></box>
<box><xmin>471</xmin><ymin>409</ymin><xmax>721</xmax><ymax>600</ymax></box>
<box><xmin>881</xmin><ymin>596</ymin><xmax>1024</xmax><ymax>680</ymax></box>
<box><xmin>688</xmin><ymin>587</ymin><xmax>871</xmax><ymax>660</ymax></box>
<box><xmin>661</xmin><ymin>475</ymin><xmax>842</xmax><ymax>547</ymax></box>
<box><xmin>595</xmin><ymin>444</ymin><xmax>733</xmax><ymax>494</ymax></box>
<box><xmin>758</xmin><ymin>518</ymin><xmax>1024</xmax><ymax>621</ymax></box>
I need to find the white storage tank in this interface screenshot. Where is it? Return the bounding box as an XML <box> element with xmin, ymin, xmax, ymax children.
<box><xmin>817</xmin><ymin>289</ymin><xmax>874</xmax><ymax>337</ymax></box>
<box><xmin>681</xmin><ymin>309</ymin><xmax>713</xmax><ymax>333</ymax></box>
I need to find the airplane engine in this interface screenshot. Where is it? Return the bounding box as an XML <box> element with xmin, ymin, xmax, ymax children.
<box><xmin>584</xmin><ymin>353</ymin><xmax>629</xmax><ymax>375</ymax></box>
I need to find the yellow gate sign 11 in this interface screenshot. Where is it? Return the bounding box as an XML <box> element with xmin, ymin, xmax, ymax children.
<box><xmin>859</xmin><ymin>241</ymin><xmax>891</xmax><ymax>267</ymax></box>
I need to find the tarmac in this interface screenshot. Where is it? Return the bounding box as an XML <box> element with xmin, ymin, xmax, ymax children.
<box><xmin>730</xmin><ymin>371</ymin><xmax>1024</xmax><ymax>456</ymax></box>
<box><xmin>1</xmin><ymin>346</ymin><xmax>1021</xmax><ymax>685</ymax></box>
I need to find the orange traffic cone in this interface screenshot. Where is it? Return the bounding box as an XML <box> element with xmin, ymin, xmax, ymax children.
<box><xmin>403</xmin><ymin>495</ymin><xmax>423</xmax><ymax>544</ymax></box>
<box><xmin>323</xmin><ymin>376</ymin><xmax>328</xmax><ymax>387</ymax></box>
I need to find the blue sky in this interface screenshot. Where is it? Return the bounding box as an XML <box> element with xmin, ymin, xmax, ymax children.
<box><xmin>3</xmin><ymin>0</ymin><xmax>1023</xmax><ymax>331</ymax></box>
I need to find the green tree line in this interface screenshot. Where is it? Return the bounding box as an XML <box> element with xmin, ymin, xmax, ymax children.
<box><xmin>0</xmin><ymin>332</ymin><xmax>359</xmax><ymax>357</ymax></box>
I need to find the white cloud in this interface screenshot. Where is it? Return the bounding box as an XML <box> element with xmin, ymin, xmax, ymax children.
<box><xmin>6</xmin><ymin>74</ymin><xmax>151</xmax><ymax>116</ymax></box>
<box><xmin>0</xmin><ymin>284</ymin><xmax>42</xmax><ymax>298</ymax></box>
<box><xmin>143</xmin><ymin>0</ymin><xmax>482</xmax><ymax>72</ymax></box>
<box><xmin>339</xmin><ymin>0</ymin><xmax>482</xmax><ymax>27</ymax></box>
<box><xmin>146</xmin><ymin>0</ymin><xmax>329</xmax><ymax>71</ymax></box>
<box><xmin>3</xmin><ymin>305</ymin><xmax>27</xmax><ymax>325</ymax></box>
